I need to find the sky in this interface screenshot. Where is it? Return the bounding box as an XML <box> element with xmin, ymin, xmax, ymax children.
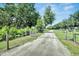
<box><xmin>0</xmin><ymin>3</ymin><xmax>79</xmax><ymax>25</ymax></box>
<box><xmin>0</xmin><ymin>0</ymin><xmax>79</xmax><ymax>3</ymax></box>
<box><xmin>35</xmin><ymin>3</ymin><xmax>79</xmax><ymax>25</ymax></box>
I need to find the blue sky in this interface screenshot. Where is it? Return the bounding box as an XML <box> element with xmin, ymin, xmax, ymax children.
<box><xmin>35</xmin><ymin>3</ymin><xmax>79</xmax><ymax>25</ymax></box>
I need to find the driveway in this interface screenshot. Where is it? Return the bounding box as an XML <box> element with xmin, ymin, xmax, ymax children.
<box><xmin>1</xmin><ymin>30</ymin><xmax>71</xmax><ymax>56</ymax></box>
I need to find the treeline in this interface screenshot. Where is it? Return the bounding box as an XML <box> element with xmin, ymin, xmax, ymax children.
<box><xmin>53</xmin><ymin>10</ymin><xmax>79</xmax><ymax>29</ymax></box>
<box><xmin>0</xmin><ymin>4</ymin><xmax>39</xmax><ymax>28</ymax></box>
<box><xmin>0</xmin><ymin>3</ymin><xmax>55</xmax><ymax>41</ymax></box>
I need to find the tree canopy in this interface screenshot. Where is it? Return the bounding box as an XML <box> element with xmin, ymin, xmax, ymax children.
<box><xmin>53</xmin><ymin>10</ymin><xmax>79</xmax><ymax>29</ymax></box>
<box><xmin>43</xmin><ymin>6</ymin><xmax>55</xmax><ymax>26</ymax></box>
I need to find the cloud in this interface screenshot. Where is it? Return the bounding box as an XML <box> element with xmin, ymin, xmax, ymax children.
<box><xmin>59</xmin><ymin>3</ymin><xmax>72</xmax><ymax>6</ymax></box>
<box><xmin>64</xmin><ymin>5</ymin><xmax>74</xmax><ymax>11</ymax></box>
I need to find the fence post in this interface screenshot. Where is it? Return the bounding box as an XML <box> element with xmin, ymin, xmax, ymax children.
<box><xmin>6</xmin><ymin>31</ymin><xmax>9</xmax><ymax>50</ymax></box>
<box><xmin>65</xmin><ymin>29</ymin><xmax>67</xmax><ymax>40</ymax></box>
<box><xmin>74</xmin><ymin>34</ymin><xmax>76</xmax><ymax>42</ymax></box>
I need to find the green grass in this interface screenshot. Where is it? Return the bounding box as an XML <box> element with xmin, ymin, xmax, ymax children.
<box><xmin>54</xmin><ymin>30</ymin><xmax>79</xmax><ymax>56</ymax></box>
<box><xmin>0</xmin><ymin>33</ymin><xmax>42</xmax><ymax>53</ymax></box>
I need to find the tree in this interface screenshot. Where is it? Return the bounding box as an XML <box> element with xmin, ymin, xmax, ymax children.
<box><xmin>0</xmin><ymin>8</ymin><xmax>5</xmax><ymax>28</ymax></box>
<box><xmin>36</xmin><ymin>19</ymin><xmax>44</xmax><ymax>32</ymax></box>
<box><xmin>43</xmin><ymin>6</ymin><xmax>55</xmax><ymax>26</ymax></box>
<box><xmin>0</xmin><ymin>3</ymin><xmax>40</xmax><ymax>28</ymax></box>
<box><xmin>17</xmin><ymin>3</ymin><xmax>40</xmax><ymax>28</ymax></box>
<box><xmin>71</xmin><ymin>10</ymin><xmax>79</xmax><ymax>27</ymax></box>
<box><xmin>2</xmin><ymin>3</ymin><xmax>17</xmax><ymax>50</ymax></box>
<box><xmin>4</xmin><ymin>3</ymin><xmax>17</xmax><ymax>27</ymax></box>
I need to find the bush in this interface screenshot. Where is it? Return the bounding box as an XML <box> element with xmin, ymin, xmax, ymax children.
<box><xmin>9</xmin><ymin>27</ymin><xmax>26</xmax><ymax>39</ymax></box>
<box><xmin>44</xmin><ymin>29</ymin><xmax>49</xmax><ymax>33</ymax></box>
<box><xmin>46</xmin><ymin>26</ymin><xmax>53</xmax><ymax>30</ymax></box>
<box><xmin>24</xmin><ymin>26</ymin><xmax>31</xmax><ymax>35</ymax></box>
<box><xmin>31</xmin><ymin>27</ymin><xmax>38</xmax><ymax>33</ymax></box>
<box><xmin>0</xmin><ymin>26</ymin><xmax>8</xmax><ymax>41</ymax></box>
<box><xmin>7</xmin><ymin>27</ymin><xmax>31</xmax><ymax>40</ymax></box>
<box><xmin>17</xmin><ymin>29</ymin><xmax>23</xmax><ymax>36</ymax></box>
<box><xmin>36</xmin><ymin>19</ymin><xmax>44</xmax><ymax>33</ymax></box>
<box><xmin>0</xmin><ymin>26</ymin><xmax>31</xmax><ymax>41</ymax></box>
<box><xmin>9</xmin><ymin>27</ymin><xmax>18</xmax><ymax>39</ymax></box>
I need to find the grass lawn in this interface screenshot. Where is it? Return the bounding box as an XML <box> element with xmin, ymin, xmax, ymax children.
<box><xmin>0</xmin><ymin>33</ymin><xmax>42</xmax><ymax>53</ymax></box>
<box><xmin>54</xmin><ymin>29</ymin><xmax>79</xmax><ymax>56</ymax></box>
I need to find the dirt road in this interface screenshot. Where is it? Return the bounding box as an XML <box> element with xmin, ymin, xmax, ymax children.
<box><xmin>1</xmin><ymin>30</ymin><xmax>71</xmax><ymax>56</ymax></box>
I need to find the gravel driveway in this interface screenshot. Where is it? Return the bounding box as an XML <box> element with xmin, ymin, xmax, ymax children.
<box><xmin>1</xmin><ymin>30</ymin><xmax>71</xmax><ymax>56</ymax></box>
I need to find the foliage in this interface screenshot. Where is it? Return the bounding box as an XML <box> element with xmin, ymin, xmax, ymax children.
<box><xmin>53</xmin><ymin>10</ymin><xmax>79</xmax><ymax>29</ymax></box>
<box><xmin>0</xmin><ymin>3</ymin><xmax>40</xmax><ymax>28</ymax></box>
<box><xmin>0</xmin><ymin>26</ymin><xmax>8</xmax><ymax>41</ymax></box>
<box><xmin>36</xmin><ymin>19</ymin><xmax>44</xmax><ymax>32</ymax></box>
<box><xmin>16</xmin><ymin>3</ymin><xmax>40</xmax><ymax>28</ymax></box>
<box><xmin>30</xmin><ymin>27</ymin><xmax>38</xmax><ymax>33</ymax></box>
<box><xmin>0</xmin><ymin>26</ymin><xmax>31</xmax><ymax>41</ymax></box>
<box><xmin>46</xmin><ymin>26</ymin><xmax>53</xmax><ymax>30</ymax></box>
<box><xmin>43</xmin><ymin>6</ymin><xmax>55</xmax><ymax>26</ymax></box>
<box><xmin>0</xmin><ymin>3</ymin><xmax>56</xmax><ymax>41</ymax></box>
<box><xmin>9</xmin><ymin>27</ymin><xmax>18</xmax><ymax>39</ymax></box>
<box><xmin>0</xmin><ymin>3</ymin><xmax>41</xmax><ymax>41</ymax></box>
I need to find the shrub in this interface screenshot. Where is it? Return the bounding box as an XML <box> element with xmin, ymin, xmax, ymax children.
<box><xmin>31</xmin><ymin>27</ymin><xmax>38</xmax><ymax>33</ymax></box>
<box><xmin>9</xmin><ymin>27</ymin><xmax>18</xmax><ymax>39</ymax></box>
<box><xmin>0</xmin><ymin>26</ymin><xmax>32</xmax><ymax>41</ymax></box>
<box><xmin>9</xmin><ymin>27</ymin><xmax>26</xmax><ymax>39</ymax></box>
<box><xmin>36</xmin><ymin>19</ymin><xmax>44</xmax><ymax>33</ymax></box>
<box><xmin>24</xmin><ymin>26</ymin><xmax>31</xmax><ymax>35</ymax></box>
<box><xmin>0</xmin><ymin>26</ymin><xmax>8</xmax><ymax>41</ymax></box>
<box><xmin>46</xmin><ymin>26</ymin><xmax>53</xmax><ymax>30</ymax></box>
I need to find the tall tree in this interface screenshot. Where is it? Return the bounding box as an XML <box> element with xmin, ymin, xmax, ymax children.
<box><xmin>71</xmin><ymin>10</ymin><xmax>79</xmax><ymax>27</ymax></box>
<box><xmin>17</xmin><ymin>3</ymin><xmax>40</xmax><ymax>28</ymax></box>
<box><xmin>43</xmin><ymin>6</ymin><xmax>55</xmax><ymax>26</ymax></box>
<box><xmin>4</xmin><ymin>3</ymin><xmax>17</xmax><ymax>27</ymax></box>
<box><xmin>3</xmin><ymin>3</ymin><xmax>17</xmax><ymax>50</ymax></box>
